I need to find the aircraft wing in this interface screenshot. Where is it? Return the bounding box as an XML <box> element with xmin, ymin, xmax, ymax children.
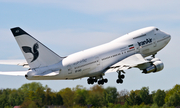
<box><xmin>0</xmin><ymin>71</ymin><xmax>28</xmax><ymax>76</ymax></box>
<box><xmin>105</xmin><ymin>53</ymin><xmax>151</xmax><ymax>73</ymax></box>
<box><xmin>0</xmin><ymin>60</ymin><xmax>29</xmax><ymax>68</ymax></box>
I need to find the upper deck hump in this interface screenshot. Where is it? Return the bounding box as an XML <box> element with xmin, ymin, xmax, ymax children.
<box><xmin>111</xmin><ymin>26</ymin><xmax>156</xmax><ymax>43</ymax></box>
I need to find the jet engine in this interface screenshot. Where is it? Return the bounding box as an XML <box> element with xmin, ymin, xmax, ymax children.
<box><xmin>142</xmin><ymin>58</ymin><xmax>164</xmax><ymax>74</ymax></box>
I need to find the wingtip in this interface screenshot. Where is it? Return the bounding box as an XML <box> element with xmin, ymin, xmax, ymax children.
<box><xmin>10</xmin><ymin>27</ymin><xmax>30</xmax><ymax>37</ymax></box>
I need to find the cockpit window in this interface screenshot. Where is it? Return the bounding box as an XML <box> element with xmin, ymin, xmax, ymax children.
<box><xmin>156</xmin><ymin>28</ymin><xmax>159</xmax><ymax>31</ymax></box>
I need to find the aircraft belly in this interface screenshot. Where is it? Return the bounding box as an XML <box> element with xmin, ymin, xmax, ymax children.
<box><xmin>28</xmin><ymin>75</ymin><xmax>62</xmax><ymax>80</ymax></box>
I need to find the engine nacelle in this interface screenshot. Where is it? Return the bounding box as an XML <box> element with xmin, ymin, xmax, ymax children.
<box><xmin>142</xmin><ymin>61</ymin><xmax>164</xmax><ymax>74</ymax></box>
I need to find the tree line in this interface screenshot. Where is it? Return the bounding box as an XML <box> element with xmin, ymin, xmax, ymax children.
<box><xmin>0</xmin><ymin>82</ymin><xmax>180</xmax><ymax>108</ymax></box>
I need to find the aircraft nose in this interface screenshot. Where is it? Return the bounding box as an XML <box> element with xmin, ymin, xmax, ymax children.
<box><xmin>168</xmin><ymin>34</ymin><xmax>171</xmax><ymax>39</ymax></box>
<box><xmin>168</xmin><ymin>35</ymin><xmax>171</xmax><ymax>42</ymax></box>
<box><xmin>162</xmin><ymin>31</ymin><xmax>171</xmax><ymax>42</ymax></box>
<box><xmin>166</xmin><ymin>34</ymin><xmax>171</xmax><ymax>42</ymax></box>
<box><xmin>164</xmin><ymin>34</ymin><xmax>171</xmax><ymax>45</ymax></box>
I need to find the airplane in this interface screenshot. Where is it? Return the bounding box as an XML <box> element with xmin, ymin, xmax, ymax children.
<box><xmin>0</xmin><ymin>27</ymin><xmax>171</xmax><ymax>85</ymax></box>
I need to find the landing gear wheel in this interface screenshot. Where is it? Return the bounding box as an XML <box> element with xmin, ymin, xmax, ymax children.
<box><xmin>88</xmin><ymin>81</ymin><xmax>91</xmax><ymax>84</ymax></box>
<box><xmin>116</xmin><ymin>79</ymin><xmax>119</xmax><ymax>83</ymax></box>
<box><xmin>119</xmin><ymin>79</ymin><xmax>123</xmax><ymax>83</ymax></box>
<box><xmin>87</xmin><ymin>77</ymin><xmax>99</xmax><ymax>85</ymax></box>
<box><xmin>121</xmin><ymin>74</ymin><xmax>125</xmax><ymax>79</ymax></box>
<box><xmin>104</xmin><ymin>79</ymin><xmax>108</xmax><ymax>83</ymax></box>
<box><xmin>90</xmin><ymin>80</ymin><xmax>94</xmax><ymax>84</ymax></box>
<box><xmin>94</xmin><ymin>79</ymin><xmax>97</xmax><ymax>82</ymax></box>
<box><xmin>116</xmin><ymin>79</ymin><xmax>123</xmax><ymax>84</ymax></box>
<box><xmin>98</xmin><ymin>80</ymin><xmax>101</xmax><ymax>85</ymax></box>
<box><xmin>87</xmin><ymin>78</ymin><xmax>94</xmax><ymax>84</ymax></box>
<box><xmin>98</xmin><ymin>80</ymin><xmax>104</xmax><ymax>85</ymax></box>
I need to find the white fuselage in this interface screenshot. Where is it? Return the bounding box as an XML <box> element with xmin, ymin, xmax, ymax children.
<box><xmin>27</xmin><ymin>27</ymin><xmax>171</xmax><ymax>80</ymax></box>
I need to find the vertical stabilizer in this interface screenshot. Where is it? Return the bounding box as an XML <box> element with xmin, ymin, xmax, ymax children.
<box><xmin>11</xmin><ymin>27</ymin><xmax>64</xmax><ymax>69</ymax></box>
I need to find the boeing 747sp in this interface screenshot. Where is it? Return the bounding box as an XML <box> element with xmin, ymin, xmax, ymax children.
<box><xmin>0</xmin><ymin>27</ymin><xmax>171</xmax><ymax>85</ymax></box>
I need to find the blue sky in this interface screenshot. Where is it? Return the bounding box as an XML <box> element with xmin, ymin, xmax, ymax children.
<box><xmin>0</xmin><ymin>0</ymin><xmax>180</xmax><ymax>92</ymax></box>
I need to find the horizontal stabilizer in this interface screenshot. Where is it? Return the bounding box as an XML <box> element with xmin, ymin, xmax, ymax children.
<box><xmin>0</xmin><ymin>59</ymin><xmax>28</xmax><ymax>67</ymax></box>
<box><xmin>0</xmin><ymin>71</ymin><xmax>28</xmax><ymax>76</ymax></box>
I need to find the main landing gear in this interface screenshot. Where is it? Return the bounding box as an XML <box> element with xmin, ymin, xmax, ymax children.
<box><xmin>87</xmin><ymin>76</ymin><xmax>108</xmax><ymax>85</ymax></box>
<box><xmin>116</xmin><ymin>70</ymin><xmax>125</xmax><ymax>84</ymax></box>
<box><xmin>98</xmin><ymin>78</ymin><xmax>108</xmax><ymax>85</ymax></box>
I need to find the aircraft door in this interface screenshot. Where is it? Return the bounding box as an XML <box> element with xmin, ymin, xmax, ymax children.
<box><xmin>67</xmin><ymin>65</ymin><xmax>72</xmax><ymax>74</ymax></box>
<box><xmin>95</xmin><ymin>56</ymin><xmax>101</xmax><ymax>71</ymax></box>
<box><xmin>96</xmin><ymin>57</ymin><xmax>100</xmax><ymax>66</ymax></box>
<box><xmin>153</xmin><ymin>38</ymin><xmax>157</xmax><ymax>47</ymax></box>
<box><xmin>135</xmin><ymin>43</ymin><xmax>140</xmax><ymax>53</ymax></box>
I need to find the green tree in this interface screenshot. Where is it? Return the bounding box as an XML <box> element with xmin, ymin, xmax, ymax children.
<box><xmin>0</xmin><ymin>88</ymin><xmax>12</xmax><ymax>107</ymax></box>
<box><xmin>44</xmin><ymin>88</ymin><xmax>52</xmax><ymax>105</ymax></box>
<box><xmin>118</xmin><ymin>89</ymin><xmax>129</xmax><ymax>103</ymax></box>
<box><xmin>86</xmin><ymin>85</ymin><xmax>104</xmax><ymax>107</ymax></box>
<box><xmin>166</xmin><ymin>92</ymin><xmax>180</xmax><ymax>106</ymax></box>
<box><xmin>53</xmin><ymin>93</ymin><xmax>63</xmax><ymax>105</ymax></box>
<box><xmin>153</xmin><ymin>89</ymin><xmax>166</xmax><ymax>106</ymax></box>
<box><xmin>8</xmin><ymin>89</ymin><xmax>24</xmax><ymax>106</ymax></box>
<box><xmin>4</xmin><ymin>106</ymin><xmax>12</xmax><ymax>108</ymax></box>
<box><xmin>35</xmin><ymin>87</ymin><xmax>45</xmax><ymax>106</ymax></box>
<box><xmin>19</xmin><ymin>82</ymin><xmax>46</xmax><ymax>92</ymax></box>
<box><xmin>20</xmin><ymin>83</ymin><xmax>46</xmax><ymax>107</ymax></box>
<box><xmin>104</xmin><ymin>87</ymin><xmax>118</xmax><ymax>105</ymax></box>
<box><xmin>18</xmin><ymin>82</ymin><xmax>46</xmax><ymax>98</ymax></box>
<box><xmin>28</xmin><ymin>101</ymin><xmax>38</xmax><ymax>108</ymax></box>
<box><xmin>165</xmin><ymin>84</ymin><xmax>180</xmax><ymax>104</ymax></box>
<box><xmin>73</xmin><ymin>85</ymin><xmax>88</xmax><ymax>106</ymax></box>
<box><xmin>139</xmin><ymin>87</ymin><xmax>151</xmax><ymax>105</ymax></box>
<box><xmin>28</xmin><ymin>90</ymin><xmax>42</xmax><ymax>107</ymax></box>
<box><xmin>59</xmin><ymin>87</ymin><xmax>74</xmax><ymax>108</ymax></box>
<box><xmin>126</xmin><ymin>90</ymin><xmax>142</xmax><ymax>105</ymax></box>
<box><xmin>21</xmin><ymin>99</ymin><xmax>38</xmax><ymax>108</ymax></box>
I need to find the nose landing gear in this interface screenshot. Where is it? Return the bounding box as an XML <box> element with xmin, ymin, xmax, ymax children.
<box><xmin>151</xmin><ymin>53</ymin><xmax>157</xmax><ymax>58</ymax></box>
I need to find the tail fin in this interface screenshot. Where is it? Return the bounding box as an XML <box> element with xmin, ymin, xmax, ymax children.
<box><xmin>11</xmin><ymin>27</ymin><xmax>64</xmax><ymax>69</ymax></box>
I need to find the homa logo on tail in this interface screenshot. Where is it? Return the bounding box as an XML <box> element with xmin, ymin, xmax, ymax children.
<box><xmin>22</xmin><ymin>43</ymin><xmax>39</xmax><ymax>62</ymax></box>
